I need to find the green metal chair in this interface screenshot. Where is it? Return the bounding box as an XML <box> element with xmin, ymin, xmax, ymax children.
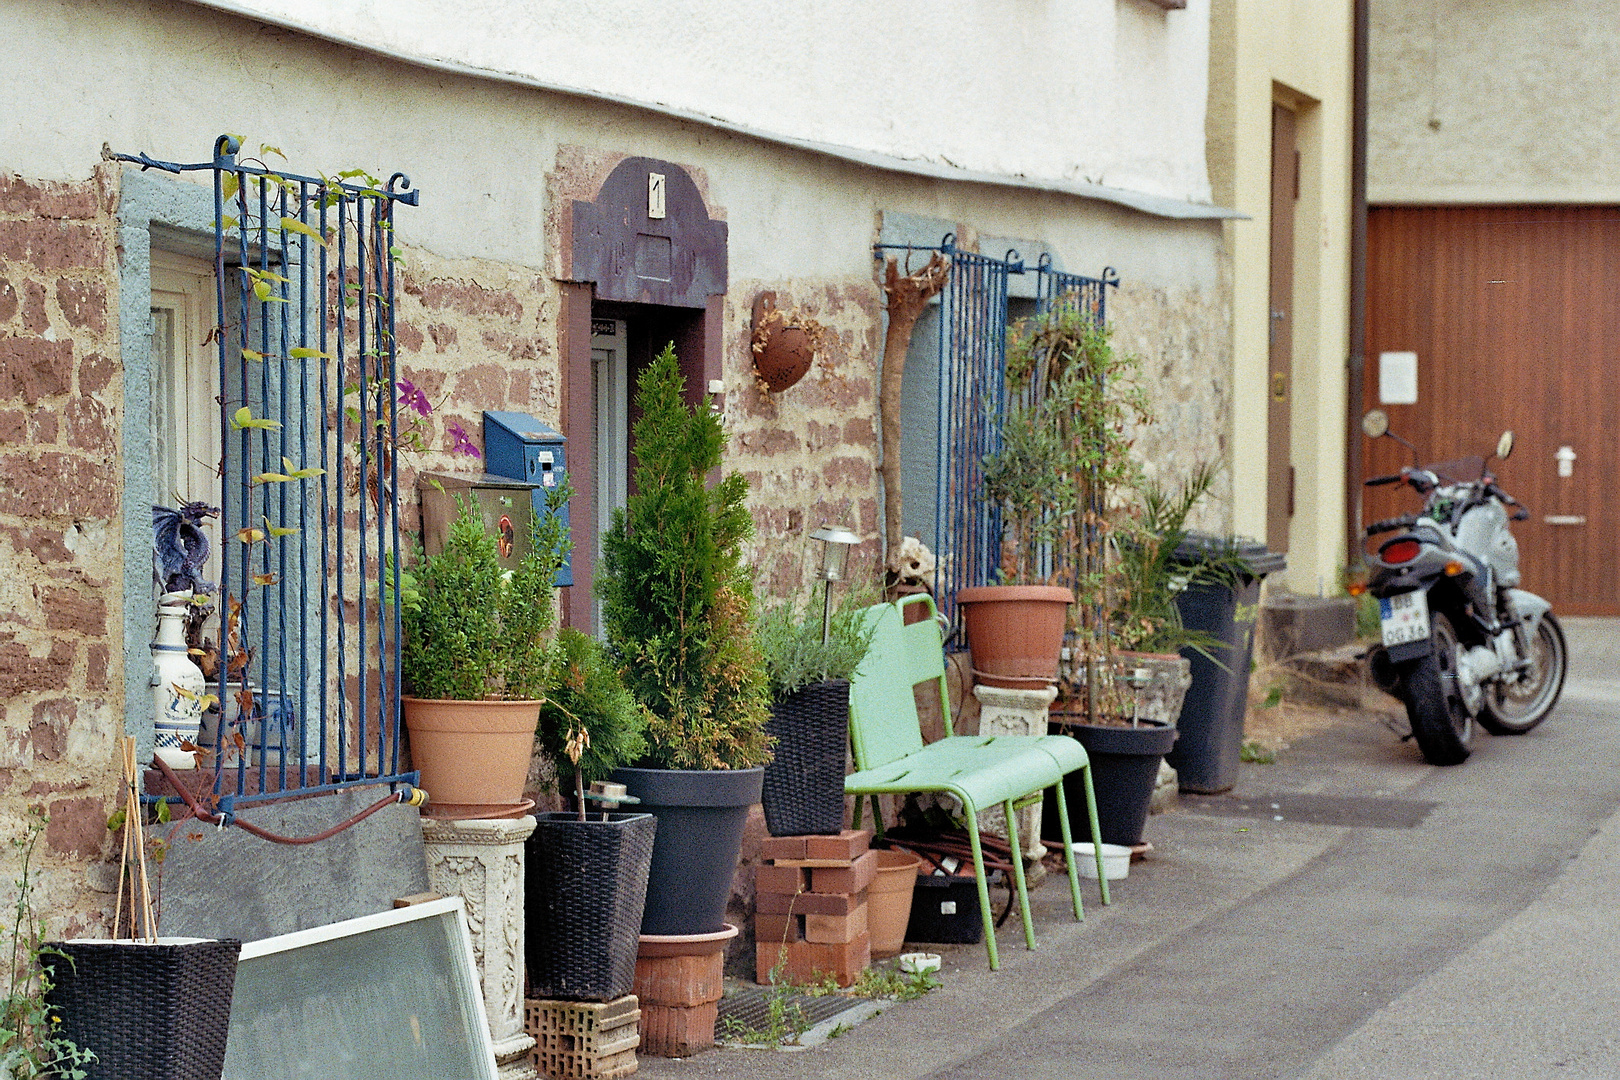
<box><xmin>845</xmin><ymin>594</ymin><xmax>1110</xmax><ymax>970</ymax></box>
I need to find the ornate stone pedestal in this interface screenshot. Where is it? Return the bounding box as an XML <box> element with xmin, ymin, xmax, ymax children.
<box><xmin>972</xmin><ymin>684</ymin><xmax>1057</xmax><ymax>861</ymax></box>
<box><xmin>422</xmin><ymin>815</ymin><xmax>538</xmax><ymax>1080</ymax></box>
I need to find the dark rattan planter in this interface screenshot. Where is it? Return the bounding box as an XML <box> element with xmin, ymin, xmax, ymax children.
<box><xmin>525</xmin><ymin>811</ymin><xmax>657</xmax><ymax>1002</ymax></box>
<box><xmin>45</xmin><ymin>937</ymin><xmax>241</xmax><ymax>1080</ymax></box>
<box><xmin>761</xmin><ymin>679</ymin><xmax>849</xmax><ymax>837</ymax></box>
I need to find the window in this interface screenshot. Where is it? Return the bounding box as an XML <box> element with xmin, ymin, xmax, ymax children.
<box><xmin>150</xmin><ymin>250</ymin><xmax>222</xmax><ymax>514</ymax></box>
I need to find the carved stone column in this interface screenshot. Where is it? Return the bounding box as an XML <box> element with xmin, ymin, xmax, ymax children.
<box><xmin>972</xmin><ymin>684</ymin><xmax>1058</xmax><ymax>861</ymax></box>
<box><xmin>422</xmin><ymin>815</ymin><xmax>538</xmax><ymax>1080</ymax></box>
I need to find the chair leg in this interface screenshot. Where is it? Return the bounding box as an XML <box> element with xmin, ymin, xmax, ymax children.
<box><xmin>1079</xmin><ymin>761</ymin><xmax>1111</xmax><ymax>906</ymax></box>
<box><xmin>1002</xmin><ymin>799</ymin><xmax>1037</xmax><ymax>951</ymax></box>
<box><xmin>962</xmin><ymin>806</ymin><xmax>1000</xmax><ymax>971</ymax></box>
<box><xmin>1050</xmin><ymin>778</ymin><xmax>1085</xmax><ymax>922</ymax></box>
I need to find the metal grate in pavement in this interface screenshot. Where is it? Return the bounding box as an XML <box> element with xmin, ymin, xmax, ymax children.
<box><xmin>1179</xmin><ymin>792</ymin><xmax>1438</xmax><ymax>829</ymax></box>
<box><xmin>716</xmin><ymin>984</ymin><xmax>887</xmax><ymax>1050</ymax></box>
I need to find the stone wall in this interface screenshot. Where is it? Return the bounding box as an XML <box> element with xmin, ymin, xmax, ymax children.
<box><xmin>0</xmin><ymin>168</ymin><xmax>126</xmax><ymax>938</ymax></box>
<box><xmin>1112</xmin><ymin>282</ymin><xmax>1235</xmax><ymax>537</ymax></box>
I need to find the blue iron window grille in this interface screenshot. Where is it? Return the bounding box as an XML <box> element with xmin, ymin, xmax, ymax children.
<box><xmin>873</xmin><ymin>238</ymin><xmax>1118</xmax><ymax>644</ymax></box>
<box><xmin>115</xmin><ymin>137</ymin><xmax>420</xmax><ymax>817</ymax></box>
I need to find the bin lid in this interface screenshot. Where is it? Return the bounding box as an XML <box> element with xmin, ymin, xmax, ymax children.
<box><xmin>1172</xmin><ymin>533</ymin><xmax>1287</xmax><ymax>578</ymax></box>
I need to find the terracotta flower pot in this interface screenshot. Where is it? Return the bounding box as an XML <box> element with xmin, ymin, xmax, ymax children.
<box><xmin>753</xmin><ymin>322</ymin><xmax>816</xmax><ymax>392</ymax></box>
<box><xmin>401</xmin><ymin>697</ymin><xmax>541</xmax><ymax>806</ymax></box>
<box><xmin>956</xmin><ymin>584</ymin><xmax>1074</xmax><ymax>689</ymax></box>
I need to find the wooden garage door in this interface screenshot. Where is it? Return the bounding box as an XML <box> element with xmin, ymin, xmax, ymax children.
<box><xmin>1364</xmin><ymin>205</ymin><xmax>1620</xmax><ymax>615</ymax></box>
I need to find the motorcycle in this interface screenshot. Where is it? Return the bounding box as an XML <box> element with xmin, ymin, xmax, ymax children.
<box><xmin>1358</xmin><ymin>409</ymin><xmax>1567</xmax><ymax>765</ymax></box>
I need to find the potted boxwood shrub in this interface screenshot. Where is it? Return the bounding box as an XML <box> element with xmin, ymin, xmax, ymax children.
<box><xmin>526</xmin><ymin>628</ymin><xmax>657</xmax><ymax>1001</ymax></box>
<box><xmin>400</xmin><ymin>485</ymin><xmax>569</xmax><ymax>810</ymax></box>
<box><xmin>599</xmin><ymin>344</ymin><xmax>775</xmax><ymax>937</ymax></box>
<box><xmin>755</xmin><ymin>585</ymin><xmax>877</xmax><ymax>837</ymax></box>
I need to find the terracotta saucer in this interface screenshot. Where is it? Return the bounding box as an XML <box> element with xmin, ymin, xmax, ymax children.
<box><xmin>636</xmin><ymin>923</ymin><xmax>739</xmax><ymax>958</ymax></box>
<box><xmin>420</xmin><ymin>797</ymin><xmax>535</xmax><ymax>821</ymax></box>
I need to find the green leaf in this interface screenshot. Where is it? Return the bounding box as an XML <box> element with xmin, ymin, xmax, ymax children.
<box><xmin>231</xmin><ymin>406</ymin><xmax>281</xmax><ymax>431</ymax></box>
<box><xmin>220</xmin><ymin>173</ymin><xmax>239</xmax><ymax>201</ymax></box>
<box><xmin>288</xmin><ymin>347</ymin><xmax>333</xmax><ymax>360</ymax></box>
<box><xmin>251</xmin><ymin>472</ymin><xmax>293</xmax><ymax>484</ymax></box>
<box><xmin>241</xmin><ymin>348</ymin><xmax>265</xmax><ymax>363</ymax></box>
<box><xmin>280</xmin><ymin>216</ymin><xmax>327</xmax><ymax>246</ymax></box>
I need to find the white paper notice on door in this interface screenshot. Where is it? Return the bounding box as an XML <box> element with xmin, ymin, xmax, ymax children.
<box><xmin>1379</xmin><ymin>351</ymin><xmax>1418</xmax><ymax>404</ymax></box>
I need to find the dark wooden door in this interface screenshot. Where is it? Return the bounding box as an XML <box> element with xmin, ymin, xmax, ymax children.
<box><xmin>1364</xmin><ymin>205</ymin><xmax>1620</xmax><ymax>614</ymax></box>
<box><xmin>1267</xmin><ymin>105</ymin><xmax>1297</xmax><ymax>552</ymax></box>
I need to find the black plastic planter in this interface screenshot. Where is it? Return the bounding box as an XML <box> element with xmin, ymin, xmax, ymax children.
<box><xmin>526</xmin><ymin>811</ymin><xmax>657</xmax><ymax>1001</ymax></box>
<box><xmin>609</xmin><ymin>766</ymin><xmax>764</xmax><ymax>936</ymax></box>
<box><xmin>1043</xmin><ymin>719</ymin><xmax>1178</xmax><ymax>847</ymax></box>
<box><xmin>761</xmin><ymin>679</ymin><xmax>849</xmax><ymax>837</ymax></box>
<box><xmin>45</xmin><ymin>937</ymin><xmax>241</xmax><ymax>1080</ymax></box>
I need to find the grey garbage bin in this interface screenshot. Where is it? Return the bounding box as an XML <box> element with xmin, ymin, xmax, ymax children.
<box><xmin>1166</xmin><ymin>536</ymin><xmax>1286</xmax><ymax>794</ymax></box>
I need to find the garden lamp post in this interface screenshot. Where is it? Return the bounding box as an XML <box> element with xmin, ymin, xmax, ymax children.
<box><xmin>810</xmin><ymin>525</ymin><xmax>860</xmax><ymax>644</ymax></box>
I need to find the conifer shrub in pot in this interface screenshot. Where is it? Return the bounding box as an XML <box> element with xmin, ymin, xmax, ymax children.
<box><xmin>600</xmin><ymin>344</ymin><xmax>775</xmax><ymax>937</ymax></box>
<box><xmin>755</xmin><ymin>587</ymin><xmax>877</xmax><ymax>837</ymax></box>
<box><xmin>400</xmin><ymin>488</ymin><xmax>568</xmax><ymax>809</ymax></box>
<box><xmin>527</xmin><ymin>627</ymin><xmax>655</xmax><ymax>1000</ymax></box>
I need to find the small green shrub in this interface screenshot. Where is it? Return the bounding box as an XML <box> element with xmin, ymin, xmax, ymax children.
<box><xmin>755</xmin><ymin>588</ymin><xmax>877</xmax><ymax>700</ymax></box>
<box><xmin>400</xmin><ymin>485</ymin><xmax>569</xmax><ymax>701</ymax></box>
<box><xmin>537</xmin><ymin>628</ymin><xmax>648</xmax><ymax>805</ymax></box>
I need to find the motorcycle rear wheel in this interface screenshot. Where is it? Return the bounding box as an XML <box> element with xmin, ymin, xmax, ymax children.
<box><xmin>1403</xmin><ymin>611</ymin><xmax>1473</xmax><ymax>766</ymax></box>
<box><xmin>1478</xmin><ymin>612</ymin><xmax>1567</xmax><ymax>735</ymax></box>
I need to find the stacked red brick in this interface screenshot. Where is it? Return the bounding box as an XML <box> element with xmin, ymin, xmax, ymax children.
<box><xmin>754</xmin><ymin>829</ymin><xmax>875</xmax><ymax>987</ymax></box>
<box><xmin>632</xmin><ymin>945</ymin><xmax>725</xmax><ymax>1057</ymax></box>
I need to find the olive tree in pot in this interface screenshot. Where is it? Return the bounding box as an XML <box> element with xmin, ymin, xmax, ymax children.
<box><xmin>965</xmin><ymin>308</ymin><xmax>1150</xmax><ymax>689</ymax></box>
<box><xmin>755</xmin><ymin>586</ymin><xmax>877</xmax><ymax>837</ymax></box>
<box><xmin>400</xmin><ymin>487</ymin><xmax>569</xmax><ymax>811</ymax></box>
<box><xmin>526</xmin><ymin>628</ymin><xmax>656</xmax><ymax>1001</ymax></box>
<box><xmin>599</xmin><ymin>345</ymin><xmax>775</xmax><ymax>937</ymax></box>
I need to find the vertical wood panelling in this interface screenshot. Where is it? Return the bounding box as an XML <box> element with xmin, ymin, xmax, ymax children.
<box><xmin>1364</xmin><ymin>206</ymin><xmax>1620</xmax><ymax>614</ymax></box>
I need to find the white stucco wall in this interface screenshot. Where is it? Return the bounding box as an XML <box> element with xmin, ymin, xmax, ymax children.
<box><xmin>1370</xmin><ymin>0</ymin><xmax>1620</xmax><ymax>204</ymax></box>
<box><xmin>170</xmin><ymin>0</ymin><xmax>1217</xmax><ymax>209</ymax></box>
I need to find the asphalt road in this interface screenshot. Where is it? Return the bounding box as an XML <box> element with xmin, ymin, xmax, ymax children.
<box><xmin>644</xmin><ymin>616</ymin><xmax>1620</xmax><ymax>1080</ymax></box>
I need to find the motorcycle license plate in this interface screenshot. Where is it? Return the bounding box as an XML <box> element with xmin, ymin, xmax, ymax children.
<box><xmin>1379</xmin><ymin>591</ymin><xmax>1431</xmax><ymax>647</ymax></box>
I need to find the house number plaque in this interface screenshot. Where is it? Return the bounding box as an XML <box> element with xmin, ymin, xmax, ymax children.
<box><xmin>648</xmin><ymin>172</ymin><xmax>666</xmax><ymax>219</ymax></box>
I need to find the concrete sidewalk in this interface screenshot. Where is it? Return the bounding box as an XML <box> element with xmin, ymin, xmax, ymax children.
<box><xmin>640</xmin><ymin>617</ymin><xmax>1620</xmax><ymax>1079</ymax></box>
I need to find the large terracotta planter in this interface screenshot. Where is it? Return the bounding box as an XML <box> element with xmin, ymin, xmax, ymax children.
<box><xmin>956</xmin><ymin>584</ymin><xmax>1074</xmax><ymax>689</ymax></box>
<box><xmin>401</xmin><ymin>696</ymin><xmax>541</xmax><ymax>806</ymax></box>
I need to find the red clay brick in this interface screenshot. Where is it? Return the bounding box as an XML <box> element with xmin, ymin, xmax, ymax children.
<box><xmin>753</xmin><ymin>912</ymin><xmax>801</xmax><ymax>946</ymax></box>
<box><xmin>754</xmin><ymin>932</ymin><xmax>871</xmax><ymax>989</ymax></box>
<box><xmin>755</xmin><ymin>863</ymin><xmax>806</xmax><ymax>895</ymax></box>
<box><xmin>804</xmin><ymin>829</ymin><xmax>873</xmax><ymax>862</ymax></box>
<box><xmin>759</xmin><ymin>835</ymin><xmax>808</xmax><ymax>862</ymax></box>
<box><xmin>804</xmin><ymin>900</ymin><xmax>868</xmax><ymax>945</ymax></box>
<box><xmin>632</xmin><ymin>951</ymin><xmax>723</xmax><ymax>1008</ymax></box>
<box><xmin>809</xmin><ymin>849</ymin><xmax>878</xmax><ymax>895</ymax></box>
<box><xmin>638</xmin><ymin>1001</ymin><xmax>717</xmax><ymax>1057</ymax></box>
<box><xmin>756</xmin><ymin>889</ymin><xmax>859</xmax><ymax>916</ymax></box>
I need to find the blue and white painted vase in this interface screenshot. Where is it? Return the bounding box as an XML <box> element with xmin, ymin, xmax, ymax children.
<box><xmin>151</xmin><ymin>593</ymin><xmax>206</xmax><ymax>769</ymax></box>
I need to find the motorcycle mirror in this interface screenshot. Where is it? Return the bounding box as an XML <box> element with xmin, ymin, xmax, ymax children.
<box><xmin>1361</xmin><ymin>409</ymin><xmax>1389</xmax><ymax>439</ymax></box>
<box><xmin>1496</xmin><ymin>430</ymin><xmax>1514</xmax><ymax>460</ymax></box>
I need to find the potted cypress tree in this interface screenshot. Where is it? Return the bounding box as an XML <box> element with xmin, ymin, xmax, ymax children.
<box><xmin>755</xmin><ymin>587</ymin><xmax>876</xmax><ymax>837</ymax></box>
<box><xmin>600</xmin><ymin>345</ymin><xmax>775</xmax><ymax>936</ymax></box>
<box><xmin>400</xmin><ymin>486</ymin><xmax>569</xmax><ymax>811</ymax></box>
<box><xmin>526</xmin><ymin>628</ymin><xmax>657</xmax><ymax>1001</ymax></box>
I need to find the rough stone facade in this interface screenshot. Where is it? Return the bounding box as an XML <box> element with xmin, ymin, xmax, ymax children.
<box><xmin>0</xmin><ymin>168</ymin><xmax>126</xmax><ymax>939</ymax></box>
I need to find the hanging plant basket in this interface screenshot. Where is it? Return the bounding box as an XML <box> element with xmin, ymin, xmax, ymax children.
<box><xmin>751</xmin><ymin>291</ymin><xmax>830</xmax><ymax>393</ymax></box>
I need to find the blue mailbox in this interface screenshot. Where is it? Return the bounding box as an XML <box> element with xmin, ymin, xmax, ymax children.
<box><xmin>482</xmin><ymin>411</ymin><xmax>571</xmax><ymax>587</ymax></box>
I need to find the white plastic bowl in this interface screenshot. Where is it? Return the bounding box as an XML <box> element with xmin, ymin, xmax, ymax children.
<box><xmin>898</xmin><ymin>952</ymin><xmax>942</xmax><ymax>974</ymax></box>
<box><xmin>1070</xmin><ymin>841</ymin><xmax>1132</xmax><ymax>880</ymax></box>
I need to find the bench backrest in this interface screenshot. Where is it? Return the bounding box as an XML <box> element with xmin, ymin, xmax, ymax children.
<box><xmin>848</xmin><ymin>595</ymin><xmax>954</xmax><ymax>770</ymax></box>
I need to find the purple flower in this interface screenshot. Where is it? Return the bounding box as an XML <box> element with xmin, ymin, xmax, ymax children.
<box><xmin>448</xmin><ymin>420</ymin><xmax>482</xmax><ymax>459</ymax></box>
<box><xmin>397</xmin><ymin>379</ymin><xmax>431</xmax><ymax>417</ymax></box>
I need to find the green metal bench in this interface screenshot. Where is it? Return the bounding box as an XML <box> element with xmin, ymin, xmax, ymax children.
<box><xmin>845</xmin><ymin>594</ymin><xmax>1110</xmax><ymax>969</ymax></box>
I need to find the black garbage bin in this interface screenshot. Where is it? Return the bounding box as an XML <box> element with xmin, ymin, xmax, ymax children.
<box><xmin>1166</xmin><ymin>535</ymin><xmax>1286</xmax><ymax>794</ymax></box>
